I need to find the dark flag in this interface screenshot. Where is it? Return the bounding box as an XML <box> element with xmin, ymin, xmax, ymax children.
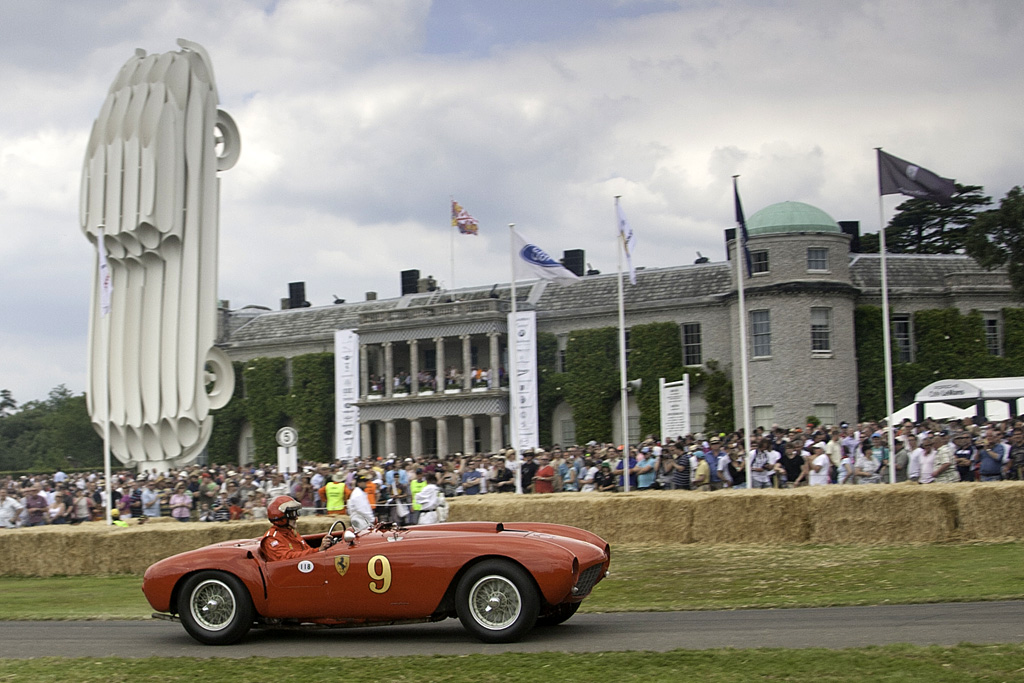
<box><xmin>733</xmin><ymin>176</ymin><xmax>752</xmax><ymax>278</ymax></box>
<box><xmin>877</xmin><ymin>149</ymin><xmax>955</xmax><ymax>204</ymax></box>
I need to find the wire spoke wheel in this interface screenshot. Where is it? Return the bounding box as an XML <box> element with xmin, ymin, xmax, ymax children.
<box><xmin>468</xmin><ymin>575</ymin><xmax>522</xmax><ymax>630</ymax></box>
<box><xmin>189</xmin><ymin>578</ymin><xmax>237</xmax><ymax>631</ymax></box>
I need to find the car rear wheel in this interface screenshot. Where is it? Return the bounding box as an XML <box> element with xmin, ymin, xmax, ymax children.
<box><xmin>537</xmin><ymin>600</ymin><xmax>581</xmax><ymax>627</ymax></box>
<box><xmin>455</xmin><ymin>560</ymin><xmax>539</xmax><ymax>643</ymax></box>
<box><xmin>177</xmin><ymin>571</ymin><xmax>254</xmax><ymax>645</ymax></box>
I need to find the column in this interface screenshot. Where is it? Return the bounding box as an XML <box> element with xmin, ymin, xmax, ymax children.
<box><xmin>488</xmin><ymin>331</ymin><xmax>500</xmax><ymax>388</ymax></box>
<box><xmin>434</xmin><ymin>336</ymin><xmax>445</xmax><ymax>391</ymax></box>
<box><xmin>461</xmin><ymin>334</ymin><xmax>472</xmax><ymax>390</ymax></box>
<box><xmin>409</xmin><ymin>339</ymin><xmax>420</xmax><ymax>394</ymax></box>
<box><xmin>383</xmin><ymin>342</ymin><xmax>394</xmax><ymax>397</ymax></box>
<box><xmin>359</xmin><ymin>344</ymin><xmax>369</xmax><ymax>397</ymax></box>
<box><xmin>360</xmin><ymin>422</ymin><xmax>372</xmax><ymax>459</ymax></box>
<box><xmin>490</xmin><ymin>414</ymin><xmax>504</xmax><ymax>453</ymax></box>
<box><xmin>462</xmin><ymin>415</ymin><xmax>475</xmax><ymax>455</ymax></box>
<box><xmin>410</xmin><ymin>418</ymin><xmax>422</xmax><ymax>457</ymax></box>
<box><xmin>436</xmin><ymin>416</ymin><xmax>449</xmax><ymax>457</ymax></box>
<box><xmin>384</xmin><ymin>419</ymin><xmax>396</xmax><ymax>457</ymax></box>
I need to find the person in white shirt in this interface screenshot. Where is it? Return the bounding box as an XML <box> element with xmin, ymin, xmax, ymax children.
<box><xmin>414</xmin><ymin>473</ymin><xmax>441</xmax><ymax>525</ymax></box>
<box><xmin>808</xmin><ymin>443</ymin><xmax>831</xmax><ymax>485</ymax></box>
<box><xmin>346</xmin><ymin>472</ymin><xmax>375</xmax><ymax>531</ymax></box>
<box><xmin>0</xmin><ymin>488</ymin><xmax>24</xmax><ymax>528</ymax></box>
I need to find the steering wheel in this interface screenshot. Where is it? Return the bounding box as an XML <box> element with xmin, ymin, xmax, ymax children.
<box><xmin>322</xmin><ymin>519</ymin><xmax>347</xmax><ymax>548</ymax></box>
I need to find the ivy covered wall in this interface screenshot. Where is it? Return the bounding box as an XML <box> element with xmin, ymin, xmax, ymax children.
<box><xmin>207</xmin><ymin>353</ymin><xmax>335</xmax><ymax>465</ymax></box>
<box><xmin>855</xmin><ymin>305</ymin><xmax>1024</xmax><ymax>420</ymax></box>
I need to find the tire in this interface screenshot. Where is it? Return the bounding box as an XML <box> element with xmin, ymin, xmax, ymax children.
<box><xmin>536</xmin><ymin>601</ymin><xmax>581</xmax><ymax>627</ymax></box>
<box><xmin>455</xmin><ymin>560</ymin><xmax>539</xmax><ymax>643</ymax></box>
<box><xmin>177</xmin><ymin>571</ymin><xmax>254</xmax><ymax>645</ymax></box>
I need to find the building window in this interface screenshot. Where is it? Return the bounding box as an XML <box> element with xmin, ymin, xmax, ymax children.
<box><xmin>556</xmin><ymin>334</ymin><xmax>568</xmax><ymax>372</ymax></box>
<box><xmin>807</xmin><ymin>247</ymin><xmax>829</xmax><ymax>271</ymax></box>
<box><xmin>892</xmin><ymin>314</ymin><xmax>913</xmax><ymax>363</ymax></box>
<box><xmin>751</xmin><ymin>250</ymin><xmax>769</xmax><ymax>274</ymax></box>
<box><xmin>982</xmin><ymin>312</ymin><xmax>1002</xmax><ymax>356</ymax></box>
<box><xmin>751</xmin><ymin>310</ymin><xmax>771</xmax><ymax>357</ymax></box>
<box><xmin>424</xmin><ymin>349</ymin><xmax>436</xmax><ymax>372</ymax></box>
<box><xmin>561</xmin><ymin>419</ymin><xmax>576</xmax><ymax>446</ymax></box>
<box><xmin>682</xmin><ymin>323</ymin><xmax>702</xmax><ymax>366</ymax></box>
<box><xmin>811</xmin><ymin>307</ymin><xmax>832</xmax><ymax>352</ymax></box>
<box><xmin>813</xmin><ymin>404</ymin><xmax>837</xmax><ymax>428</ymax></box>
<box><xmin>689</xmin><ymin>413</ymin><xmax>706</xmax><ymax>437</ymax></box>
<box><xmin>753</xmin><ymin>405</ymin><xmax>775</xmax><ymax>429</ymax></box>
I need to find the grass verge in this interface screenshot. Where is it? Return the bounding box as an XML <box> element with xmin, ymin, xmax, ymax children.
<box><xmin>1</xmin><ymin>645</ymin><xmax>1024</xmax><ymax>681</ymax></box>
<box><xmin>1</xmin><ymin>542</ymin><xmax>1022</xmax><ymax>620</ymax></box>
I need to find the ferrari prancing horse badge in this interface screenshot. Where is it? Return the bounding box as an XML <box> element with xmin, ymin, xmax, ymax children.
<box><xmin>334</xmin><ymin>555</ymin><xmax>350</xmax><ymax>576</ymax></box>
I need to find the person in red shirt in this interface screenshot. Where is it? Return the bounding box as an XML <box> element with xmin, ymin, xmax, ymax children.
<box><xmin>532</xmin><ymin>454</ymin><xmax>556</xmax><ymax>494</ymax></box>
<box><xmin>260</xmin><ymin>495</ymin><xmax>336</xmax><ymax>562</ymax></box>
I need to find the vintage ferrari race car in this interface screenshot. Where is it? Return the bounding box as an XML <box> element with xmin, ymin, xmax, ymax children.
<box><xmin>142</xmin><ymin>520</ymin><xmax>611</xmax><ymax>645</ymax></box>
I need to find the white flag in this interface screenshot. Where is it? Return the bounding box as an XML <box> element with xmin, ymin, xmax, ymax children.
<box><xmin>97</xmin><ymin>227</ymin><xmax>112</xmax><ymax>317</ymax></box>
<box><xmin>616</xmin><ymin>197</ymin><xmax>636</xmax><ymax>285</ymax></box>
<box><xmin>511</xmin><ymin>228</ymin><xmax>579</xmax><ymax>284</ymax></box>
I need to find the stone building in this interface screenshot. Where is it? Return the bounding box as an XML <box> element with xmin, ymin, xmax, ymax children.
<box><xmin>217</xmin><ymin>201</ymin><xmax>1015</xmax><ymax>460</ymax></box>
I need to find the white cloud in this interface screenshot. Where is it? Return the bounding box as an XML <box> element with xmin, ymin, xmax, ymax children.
<box><xmin>0</xmin><ymin>0</ymin><xmax>1022</xmax><ymax>404</ymax></box>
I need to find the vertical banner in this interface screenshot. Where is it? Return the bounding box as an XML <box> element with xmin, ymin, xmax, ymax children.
<box><xmin>659</xmin><ymin>375</ymin><xmax>690</xmax><ymax>441</ymax></box>
<box><xmin>509</xmin><ymin>310</ymin><xmax>539</xmax><ymax>450</ymax></box>
<box><xmin>335</xmin><ymin>330</ymin><xmax>361</xmax><ymax>462</ymax></box>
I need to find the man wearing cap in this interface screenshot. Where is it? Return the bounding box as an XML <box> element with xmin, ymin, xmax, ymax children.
<box><xmin>320</xmin><ymin>473</ymin><xmax>347</xmax><ymax>516</ymax></box>
<box><xmin>703</xmin><ymin>437</ymin><xmax>725</xmax><ymax>490</ymax></box>
<box><xmin>952</xmin><ymin>432</ymin><xmax>978</xmax><ymax>482</ymax></box>
<box><xmin>808</xmin><ymin>443</ymin><xmax>831</xmax><ymax>486</ymax></box>
<box><xmin>346</xmin><ymin>472</ymin><xmax>375</xmax><ymax>531</ymax></box>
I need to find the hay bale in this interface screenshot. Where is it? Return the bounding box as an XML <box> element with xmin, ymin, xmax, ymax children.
<box><xmin>449</xmin><ymin>491</ymin><xmax>697</xmax><ymax>545</ymax></box>
<box><xmin>954</xmin><ymin>481</ymin><xmax>1024</xmax><ymax>541</ymax></box>
<box><xmin>805</xmin><ymin>484</ymin><xmax>957</xmax><ymax>544</ymax></box>
<box><xmin>689</xmin><ymin>489</ymin><xmax>812</xmax><ymax>544</ymax></box>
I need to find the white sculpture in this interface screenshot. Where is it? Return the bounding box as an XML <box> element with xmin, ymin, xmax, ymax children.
<box><xmin>80</xmin><ymin>39</ymin><xmax>238</xmax><ymax>470</ymax></box>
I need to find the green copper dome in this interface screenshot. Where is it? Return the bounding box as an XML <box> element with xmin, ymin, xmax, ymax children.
<box><xmin>746</xmin><ymin>201</ymin><xmax>841</xmax><ymax>235</ymax></box>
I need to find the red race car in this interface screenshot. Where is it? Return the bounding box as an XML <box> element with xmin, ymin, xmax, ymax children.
<box><xmin>143</xmin><ymin>520</ymin><xmax>611</xmax><ymax>645</ymax></box>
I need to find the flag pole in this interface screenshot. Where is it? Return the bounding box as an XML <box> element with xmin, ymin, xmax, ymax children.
<box><xmin>450</xmin><ymin>197</ymin><xmax>456</xmax><ymax>290</ymax></box>
<box><xmin>614</xmin><ymin>196</ymin><xmax>631</xmax><ymax>493</ymax></box>
<box><xmin>875</xmin><ymin>149</ymin><xmax>897</xmax><ymax>484</ymax></box>
<box><xmin>733</xmin><ymin>177</ymin><xmax>753</xmax><ymax>489</ymax></box>
<box><xmin>508</xmin><ymin>223</ymin><xmax>523</xmax><ymax>494</ymax></box>
<box><xmin>97</xmin><ymin>226</ymin><xmax>113</xmax><ymax>525</ymax></box>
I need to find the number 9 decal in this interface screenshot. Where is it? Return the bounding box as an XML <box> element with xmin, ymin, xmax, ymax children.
<box><xmin>368</xmin><ymin>555</ymin><xmax>392</xmax><ymax>594</ymax></box>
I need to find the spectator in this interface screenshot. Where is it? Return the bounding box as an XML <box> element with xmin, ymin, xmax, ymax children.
<box><xmin>749</xmin><ymin>438</ymin><xmax>776</xmax><ymax>489</ymax></box>
<box><xmin>169</xmin><ymin>483</ymin><xmax>192</xmax><ymax>522</ymax></box>
<box><xmin>976</xmin><ymin>431</ymin><xmax>1006</xmax><ymax>482</ymax></box>
<box><xmin>854</xmin><ymin>440</ymin><xmax>882</xmax><ymax>484</ymax></box>
<box><xmin>533</xmin><ymin>454</ymin><xmax>556</xmax><ymax>494</ymax></box>
<box><xmin>0</xmin><ymin>488</ymin><xmax>24</xmax><ymax>528</ymax></box>
<box><xmin>636</xmin><ymin>447</ymin><xmax>658</xmax><ymax>491</ymax></box>
<box><xmin>141</xmin><ymin>482</ymin><xmax>161</xmax><ymax>517</ymax></box>
<box><xmin>931</xmin><ymin>431</ymin><xmax>960</xmax><ymax>484</ymax></box>
<box><xmin>808</xmin><ymin>443</ymin><xmax>831</xmax><ymax>485</ymax></box>
<box><xmin>520</xmin><ymin>452</ymin><xmax>539</xmax><ymax>493</ymax></box>
<box><xmin>671</xmin><ymin>444</ymin><xmax>691</xmax><ymax>491</ymax></box>
<box><xmin>489</xmin><ymin>457</ymin><xmax>515</xmax><ymax>493</ymax></box>
<box><xmin>595</xmin><ymin>461</ymin><xmax>617</xmax><ymax>492</ymax></box>
<box><xmin>951</xmin><ymin>432</ymin><xmax>978</xmax><ymax>482</ymax></box>
<box><xmin>778</xmin><ymin>440</ymin><xmax>809</xmax><ymax>487</ymax></box>
<box><xmin>703</xmin><ymin>437</ymin><xmax>725</xmax><ymax>490</ymax></box>
<box><xmin>22</xmin><ymin>486</ymin><xmax>49</xmax><ymax>526</ymax></box>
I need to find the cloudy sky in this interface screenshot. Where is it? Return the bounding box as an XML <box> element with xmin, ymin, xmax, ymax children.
<box><xmin>1</xmin><ymin>0</ymin><xmax>1022</xmax><ymax>406</ymax></box>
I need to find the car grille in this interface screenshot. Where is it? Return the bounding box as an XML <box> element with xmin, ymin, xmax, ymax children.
<box><xmin>574</xmin><ymin>563</ymin><xmax>604</xmax><ymax>596</ymax></box>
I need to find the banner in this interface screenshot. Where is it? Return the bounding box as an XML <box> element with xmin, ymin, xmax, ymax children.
<box><xmin>334</xmin><ymin>329</ymin><xmax>360</xmax><ymax>462</ymax></box>
<box><xmin>508</xmin><ymin>311</ymin><xmax>539</xmax><ymax>450</ymax></box>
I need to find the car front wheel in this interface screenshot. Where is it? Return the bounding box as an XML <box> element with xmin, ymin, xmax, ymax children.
<box><xmin>177</xmin><ymin>571</ymin><xmax>254</xmax><ymax>645</ymax></box>
<box><xmin>455</xmin><ymin>560</ymin><xmax>539</xmax><ymax>643</ymax></box>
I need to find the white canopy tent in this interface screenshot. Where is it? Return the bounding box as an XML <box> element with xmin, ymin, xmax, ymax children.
<box><xmin>910</xmin><ymin>377</ymin><xmax>1024</xmax><ymax>423</ymax></box>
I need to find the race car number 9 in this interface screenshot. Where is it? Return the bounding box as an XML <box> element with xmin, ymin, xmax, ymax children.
<box><xmin>368</xmin><ymin>555</ymin><xmax>392</xmax><ymax>594</ymax></box>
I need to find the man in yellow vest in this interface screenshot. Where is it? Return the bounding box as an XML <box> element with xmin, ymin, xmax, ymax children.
<box><xmin>322</xmin><ymin>473</ymin><xmax>347</xmax><ymax>516</ymax></box>
<box><xmin>408</xmin><ymin>468</ymin><xmax>427</xmax><ymax>525</ymax></box>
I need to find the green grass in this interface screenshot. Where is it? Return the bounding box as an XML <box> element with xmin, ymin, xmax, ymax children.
<box><xmin>1</xmin><ymin>645</ymin><xmax>1024</xmax><ymax>681</ymax></box>
<box><xmin>2</xmin><ymin>542</ymin><xmax>1023</xmax><ymax>621</ymax></box>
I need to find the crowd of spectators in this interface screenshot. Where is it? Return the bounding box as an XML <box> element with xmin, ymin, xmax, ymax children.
<box><xmin>1</xmin><ymin>415</ymin><xmax>1021</xmax><ymax>530</ymax></box>
<box><xmin>367</xmin><ymin>367</ymin><xmax>508</xmax><ymax>395</ymax></box>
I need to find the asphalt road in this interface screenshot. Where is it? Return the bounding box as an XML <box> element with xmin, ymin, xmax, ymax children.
<box><xmin>1</xmin><ymin>601</ymin><xmax>1021</xmax><ymax>658</ymax></box>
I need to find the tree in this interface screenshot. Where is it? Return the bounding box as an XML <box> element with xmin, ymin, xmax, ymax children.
<box><xmin>0</xmin><ymin>389</ymin><xmax>15</xmax><ymax>417</ymax></box>
<box><xmin>965</xmin><ymin>185</ymin><xmax>1024</xmax><ymax>300</ymax></box>
<box><xmin>859</xmin><ymin>184</ymin><xmax>991</xmax><ymax>254</ymax></box>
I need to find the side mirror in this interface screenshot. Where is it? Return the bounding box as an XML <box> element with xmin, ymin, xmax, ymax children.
<box><xmin>344</xmin><ymin>529</ymin><xmax>356</xmax><ymax>546</ymax></box>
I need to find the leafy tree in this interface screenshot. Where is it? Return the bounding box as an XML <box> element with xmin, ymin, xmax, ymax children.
<box><xmin>0</xmin><ymin>385</ymin><xmax>101</xmax><ymax>471</ymax></box>
<box><xmin>860</xmin><ymin>184</ymin><xmax>991</xmax><ymax>254</ymax></box>
<box><xmin>965</xmin><ymin>185</ymin><xmax>1024</xmax><ymax>300</ymax></box>
<box><xmin>0</xmin><ymin>389</ymin><xmax>15</xmax><ymax>417</ymax></box>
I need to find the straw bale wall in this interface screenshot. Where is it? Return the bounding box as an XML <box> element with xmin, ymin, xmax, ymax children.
<box><xmin>0</xmin><ymin>483</ymin><xmax>1022</xmax><ymax>577</ymax></box>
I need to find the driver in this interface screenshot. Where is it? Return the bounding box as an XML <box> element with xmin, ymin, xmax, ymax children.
<box><xmin>260</xmin><ymin>495</ymin><xmax>336</xmax><ymax>561</ymax></box>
